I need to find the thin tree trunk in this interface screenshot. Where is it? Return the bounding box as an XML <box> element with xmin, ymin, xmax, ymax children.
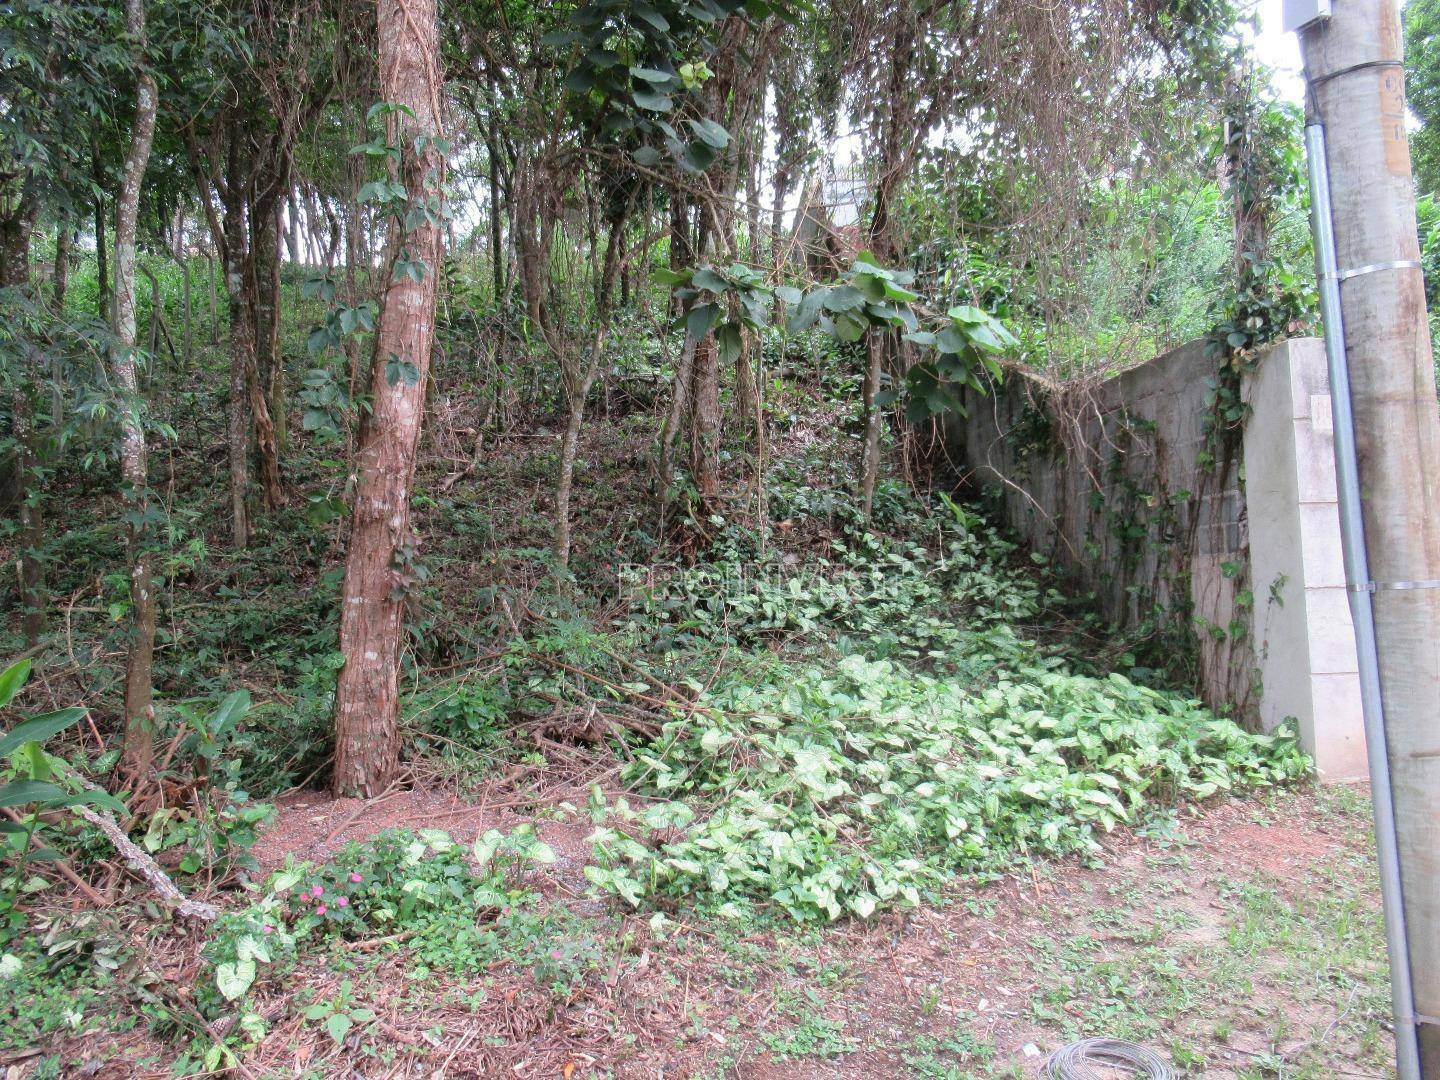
<box><xmin>860</xmin><ymin>333</ymin><xmax>884</xmax><ymax>522</ymax></box>
<box><xmin>179</xmin><ymin>250</ymin><xmax>191</xmax><ymax>369</ymax></box>
<box><xmin>2</xmin><ymin>193</ymin><xmax>44</xmax><ymax>645</ymax></box>
<box><xmin>94</xmin><ymin>192</ymin><xmax>109</xmax><ymax>322</ymax></box>
<box><xmin>112</xmin><ymin>0</ymin><xmax>159</xmax><ymax>778</ymax></box>
<box><xmin>285</xmin><ymin>190</ymin><xmax>301</xmax><ymax>264</ymax></box>
<box><xmin>207</xmin><ymin>252</ymin><xmax>218</xmax><ymax>345</ymax></box>
<box><xmin>485</xmin><ymin>77</ymin><xmax>504</xmax><ymax>301</ymax></box>
<box><xmin>332</xmin><ymin>0</ymin><xmax>446</xmax><ymax>797</ymax></box>
<box><xmin>222</xmin><ymin>186</ymin><xmax>252</xmax><ymax>548</ymax></box>
<box><xmin>554</xmin><ymin>218</ymin><xmax>624</xmax><ymax>567</ymax></box>
<box><xmin>252</xmin><ymin>175</ymin><xmax>288</xmax><ymax>461</ymax></box>
<box><xmin>689</xmin><ymin>335</ymin><xmax>720</xmax><ymax>507</ymax></box>
<box><xmin>553</xmin><ymin>360</ymin><xmax>593</xmax><ymax>568</ymax></box>
<box><xmin>12</xmin><ymin>391</ymin><xmax>43</xmax><ymax>646</ymax></box>
<box><xmin>858</xmin><ymin>11</ymin><xmax>917</xmax><ymax>525</ymax></box>
<box><xmin>344</xmin><ymin>107</ymin><xmax>367</xmax><ymax>386</ymax></box>
<box><xmin>658</xmin><ymin>329</ymin><xmax>696</xmax><ymax>529</ymax></box>
<box><xmin>53</xmin><ymin>221</ymin><xmax>70</xmax><ymax>313</ymax></box>
<box><xmin>143</xmin><ymin>264</ymin><xmax>162</xmax><ymax>360</ymax></box>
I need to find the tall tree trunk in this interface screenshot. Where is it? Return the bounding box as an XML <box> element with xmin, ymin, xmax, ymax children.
<box><xmin>553</xmin><ymin>346</ymin><xmax>594</xmax><ymax>568</ymax></box>
<box><xmin>94</xmin><ymin>196</ymin><xmax>110</xmax><ymax>322</ymax></box>
<box><xmin>485</xmin><ymin>76</ymin><xmax>505</xmax><ymax>301</ymax></box>
<box><xmin>344</xmin><ymin>106</ymin><xmax>367</xmax><ymax>387</ymax></box>
<box><xmin>178</xmin><ymin>249</ymin><xmax>192</xmax><ymax>369</ymax></box>
<box><xmin>207</xmin><ymin>251</ymin><xmax>218</xmax><ymax>345</ymax></box>
<box><xmin>554</xmin><ymin>218</ymin><xmax>623</xmax><ymax>567</ymax></box>
<box><xmin>252</xmin><ymin>173</ymin><xmax>288</xmax><ymax>459</ymax></box>
<box><xmin>3</xmin><ymin>195</ymin><xmax>43</xmax><ymax>645</ymax></box>
<box><xmin>858</xmin><ymin>11</ymin><xmax>918</xmax><ymax>525</ymax></box>
<box><xmin>332</xmin><ymin>0</ymin><xmax>446</xmax><ymax>797</ymax></box>
<box><xmin>53</xmin><ymin>221</ymin><xmax>70</xmax><ymax>313</ymax></box>
<box><xmin>113</xmin><ymin>0</ymin><xmax>159</xmax><ymax>778</ymax></box>
<box><xmin>284</xmin><ymin>190</ymin><xmax>301</xmax><ymax>264</ymax></box>
<box><xmin>658</xmin><ymin>330</ymin><xmax>696</xmax><ymax>530</ymax></box>
<box><xmin>859</xmin><ymin>333</ymin><xmax>885</xmax><ymax>522</ymax></box>
<box><xmin>222</xmin><ymin>177</ymin><xmax>252</xmax><ymax>548</ymax></box>
<box><xmin>689</xmin><ymin>335</ymin><xmax>720</xmax><ymax>507</ymax></box>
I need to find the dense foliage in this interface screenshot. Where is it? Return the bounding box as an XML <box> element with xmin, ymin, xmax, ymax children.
<box><xmin>0</xmin><ymin>0</ymin><xmax>1422</xmax><ymax>1070</ymax></box>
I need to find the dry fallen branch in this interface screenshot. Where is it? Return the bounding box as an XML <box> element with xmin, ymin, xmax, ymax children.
<box><xmin>72</xmin><ymin>803</ymin><xmax>220</xmax><ymax>921</ymax></box>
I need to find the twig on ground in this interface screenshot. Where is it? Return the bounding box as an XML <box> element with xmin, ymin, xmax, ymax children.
<box><xmin>71</xmin><ymin>803</ymin><xmax>219</xmax><ymax>921</ymax></box>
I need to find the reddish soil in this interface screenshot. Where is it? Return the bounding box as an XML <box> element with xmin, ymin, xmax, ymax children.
<box><xmin>12</xmin><ymin>785</ymin><xmax>1386</xmax><ymax>1079</ymax></box>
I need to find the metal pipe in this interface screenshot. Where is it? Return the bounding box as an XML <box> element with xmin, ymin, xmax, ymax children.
<box><xmin>1304</xmin><ymin>120</ymin><xmax>1422</xmax><ymax>1080</ymax></box>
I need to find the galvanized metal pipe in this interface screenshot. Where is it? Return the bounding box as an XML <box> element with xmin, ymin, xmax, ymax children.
<box><xmin>1304</xmin><ymin>120</ymin><xmax>1422</xmax><ymax>1080</ymax></box>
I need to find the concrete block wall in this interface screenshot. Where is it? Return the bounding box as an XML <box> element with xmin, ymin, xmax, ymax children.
<box><xmin>1243</xmin><ymin>340</ymin><xmax>1368</xmax><ymax>778</ymax></box>
<box><xmin>947</xmin><ymin>337</ymin><xmax>1366</xmax><ymax>779</ymax></box>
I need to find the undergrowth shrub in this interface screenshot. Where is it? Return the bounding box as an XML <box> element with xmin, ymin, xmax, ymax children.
<box><xmin>625</xmin><ymin>502</ymin><xmax>1050</xmax><ymax>658</ymax></box>
<box><xmin>586</xmin><ymin>646</ymin><xmax>1309</xmax><ymax>922</ymax></box>
<box><xmin>203</xmin><ymin>825</ymin><xmax>579</xmax><ymax>1018</ymax></box>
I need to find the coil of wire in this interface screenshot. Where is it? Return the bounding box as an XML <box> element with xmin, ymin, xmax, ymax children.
<box><xmin>1045</xmin><ymin>1038</ymin><xmax>1173</xmax><ymax>1079</ymax></box>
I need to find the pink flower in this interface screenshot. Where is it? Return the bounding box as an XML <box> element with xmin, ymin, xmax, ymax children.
<box><xmin>311</xmin><ymin>885</ymin><xmax>324</xmax><ymax>898</ymax></box>
<box><xmin>549</xmin><ymin>949</ymin><xmax>562</xmax><ymax>960</ymax></box>
<box><xmin>263</xmin><ymin>924</ymin><xmax>275</xmax><ymax>934</ymax></box>
<box><xmin>349</xmin><ymin>872</ymin><xmax>363</xmax><ymax>883</ymax></box>
<box><xmin>336</xmin><ymin>897</ymin><xmax>348</xmax><ymax>908</ymax></box>
<box><xmin>316</xmin><ymin>904</ymin><xmax>328</xmax><ymax>916</ymax></box>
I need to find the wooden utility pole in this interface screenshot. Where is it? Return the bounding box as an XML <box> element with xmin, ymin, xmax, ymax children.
<box><xmin>1297</xmin><ymin>1</ymin><xmax>1440</xmax><ymax>1074</ymax></box>
<box><xmin>331</xmin><ymin>0</ymin><xmax>446</xmax><ymax>797</ymax></box>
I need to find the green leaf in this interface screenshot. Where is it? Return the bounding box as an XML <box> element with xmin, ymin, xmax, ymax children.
<box><xmin>562</xmin><ymin>68</ymin><xmax>596</xmax><ymax>93</ymax></box>
<box><xmin>685</xmin><ymin>118</ymin><xmax>730</xmax><ymax>149</ymax></box>
<box><xmin>786</xmin><ymin>289</ymin><xmax>827</xmax><ymax>333</ymax></box>
<box><xmin>325</xmin><ymin>1013</ymin><xmax>352</xmax><ymax>1044</ymax></box>
<box><xmin>631</xmin><ymin>89</ymin><xmax>673</xmax><ymax>112</ymax></box>
<box><xmin>822</xmin><ymin>285</ymin><xmax>865</xmax><ymax>313</ymax></box>
<box><xmin>0</xmin><ymin>661</ymin><xmax>32</xmax><ymax>710</ymax></box>
<box><xmin>0</xmin><ymin>780</ymin><xmax>68</xmax><ymax>808</ymax></box>
<box><xmin>632</xmin><ymin>4</ymin><xmax>671</xmax><ymax>31</ymax></box>
<box><xmin>947</xmin><ymin>304</ymin><xmax>990</xmax><ymax>325</ymax></box>
<box><xmin>687</xmin><ymin>303</ymin><xmax>719</xmax><ymax>339</ymax></box>
<box><xmin>215</xmin><ymin>958</ymin><xmax>257</xmax><ymax>1001</ymax></box>
<box><xmin>629</xmin><ymin>66</ymin><xmax>675</xmax><ymax>84</ymax></box>
<box><xmin>208</xmin><ymin>691</ymin><xmax>250</xmax><ymax>736</ymax></box>
<box><xmin>472</xmin><ymin>829</ymin><xmax>504</xmax><ymax>867</ymax></box>
<box><xmin>679</xmin><ymin>140</ymin><xmax>717</xmax><ymax>172</ymax></box>
<box><xmin>385</xmin><ymin>357</ymin><xmax>421</xmax><ymax>387</ymax></box>
<box><xmin>0</xmin><ymin>708</ymin><xmax>87</xmax><ymax>758</ymax></box>
<box><xmin>691</xmin><ymin>266</ymin><xmax>729</xmax><ymax>293</ymax></box>
<box><xmin>716</xmin><ymin>322</ymin><xmax>743</xmax><ymax>365</ymax></box>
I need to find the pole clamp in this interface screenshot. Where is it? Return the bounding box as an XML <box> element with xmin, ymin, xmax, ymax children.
<box><xmin>1322</xmin><ymin>259</ymin><xmax>1423</xmax><ymax>283</ymax></box>
<box><xmin>1350</xmin><ymin>579</ymin><xmax>1440</xmax><ymax>594</ymax></box>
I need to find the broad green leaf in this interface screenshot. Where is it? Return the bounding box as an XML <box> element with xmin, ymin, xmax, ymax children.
<box><xmin>0</xmin><ymin>708</ymin><xmax>87</xmax><ymax>758</ymax></box>
<box><xmin>716</xmin><ymin>322</ymin><xmax>743</xmax><ymax>365</ymax></box>
<box><xmin>215</xmin><ymin>958</ymin><xmax>257</xmax><ymax>1001</ymax></box>
<box><xmin>631</xmin><ymin>89</ymin><xmax>673</xmax><ymax>112</ymax></box>
<box><xmin>0</xmin><ymin>780</ymin><xmax>68</xmax><ymax>808</ymax></box>
<box><xmin>686</xmin><ymin>302</ymin><xmax>719</xmax><ymax>339</ymax></box>
<box><xmin>685</xmin><ymin>118</ymin><xmax>730</xmax><ymax>149</ymax></box>
<box><xmin>0</xmin><ymin>661</ymin><xmax>32</xmax><ymax>709</ymax></box>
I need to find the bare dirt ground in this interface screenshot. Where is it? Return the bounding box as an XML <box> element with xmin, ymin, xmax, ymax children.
<box><xmin>6</xmin><ymin>781</ymin><xmax>1389</xmax><ymax>1079</ymax></box>
<box><xmin>254</xmin><ymin>783</ymin><xmax>1394</xmax><ymax>1077</ymax></box>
